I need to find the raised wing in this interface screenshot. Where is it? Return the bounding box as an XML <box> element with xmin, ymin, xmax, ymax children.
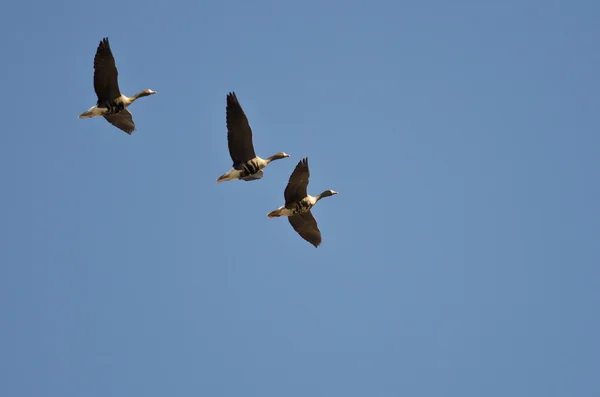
<box><xmin>93</xmin><ymin>37</ymin><xmax>121</xmax><ymax>102</ymax></box>
<box><xmin>284</xmin><ymin>157</ymin><xmax>310</xmax><ymax>205</ymax></box>
<box><xmin>226</xmin><ymin>92</ymin><xmax>257</xmax><ymax>165</ymax></box>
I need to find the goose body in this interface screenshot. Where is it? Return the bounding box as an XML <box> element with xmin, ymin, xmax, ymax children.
<box><xmin>78</xmin><ymin>37</ymin><xmax>157</xmax><ymax>134</ymax></box>
<box><xmin>267</xmin><ymin>195</ymin><xmax>319</xmax><ymax>218</ymax></box>
<box><xmin>267</xmin><ymin>157</ymin><xmax>338</xmax><ymax>247</ymax></box>
<box><xmin>217</xmin><ymin>92</ymin><xmax>289</xmax><ymax>183</ymax></box>
<box><xmin>79</xmin><ymin>94</ymin><xmax>142</xmax><ymax>118</ymax></box>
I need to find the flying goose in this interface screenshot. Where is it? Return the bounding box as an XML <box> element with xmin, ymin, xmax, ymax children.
<box><xmin>216</xmin><ymin>92</ymin><xmax>290</xmax><ymax>183</ymax></box>
<box><xmin>78</xmin><ymin>37</ymin><xmax>157</xmax><ymax>134</ymax></box>
<box><xmin>267</xmin><ymin>157</ymin><xmax>338</xmax><ymax>247</ymax></box>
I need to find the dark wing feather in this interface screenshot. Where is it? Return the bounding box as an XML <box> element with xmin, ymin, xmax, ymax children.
<box><xmin>226</xmin><ymin>92</ymin><xmax>257</xmax><ymax>165</ymax></box>
<box><xmin>103</xmin><ymin>109</ymin><xmax>135</xmax><ymax>134</ymax></box>
<box><xmin>241</xmin><ymin>170</ymin><xmax>263</xmax><ymax>181</ymax></box>
<box><xmin>288</xmin><ymin>211</ymin><xmax>322</xmax><ymax>248</ymax></box>
<box><xmin>93</xmin><ymin>38</ymin><xmax>121</xmax><ymax>102</ymax></box>
<box><xmin>284</xmin><ymin>157</ymin><xmax>310</xmax><ymax>205</ymax></box>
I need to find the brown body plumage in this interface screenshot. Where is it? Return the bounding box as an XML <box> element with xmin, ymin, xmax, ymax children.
<box><xmin>267</xmin><ymin>157</ymin><xmax>338</xmax><ymax>247</ymax></box>
<box><xmin>216</xmin><ymin>92</ymin><xmax>290</xmax><ymax>182</ymax></box>
<box><xmin>78</xmin><ymin>37</ymin><xmax>157</xmax><ymax>134</ymax></box>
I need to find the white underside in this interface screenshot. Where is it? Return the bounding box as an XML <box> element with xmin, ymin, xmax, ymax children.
<box><xmin>267</xmin><ymin>206</ymin><xmax>294</xmax><ymax>218</ymax></box>
<box><xmin>216</xmin><ymin>168</ymin><xmax>244</xmax><ymax>183</ymax></box>
<box><xmin>277</xmin><ymin>207</ymin><xmax>294</xmax><ymax>216</ymax></box>
<box><xmin>78</xmin><ymin>105</ymin><xmax>108</xmax><ymax>119</ymax></box>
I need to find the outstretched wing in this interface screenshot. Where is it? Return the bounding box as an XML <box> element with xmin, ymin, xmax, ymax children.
<box><xmin>226</xmin><ymin>92</ymin><xmax>256</xmax><ymax>165</ymax></box>
<box><xmin>103</xmin><ymin>109</ymin><xmax>135</xmax><ymax>134</ymax></box>
<box><xmin>288</xmin><ymin>211</ymin><xmax>322</xmax><ymax>248</ymax></box>
<box><xmin>93</xmin><ymin>37</ymin><xmax>121</xmax><ymax>102</ymax></box>
<box><xmin>284</xmin><ymin>157</ymin><xmax>310</xmax><ymax>205</ymax></box>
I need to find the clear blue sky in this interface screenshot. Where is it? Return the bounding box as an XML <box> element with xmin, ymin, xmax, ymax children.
<box><xmin>1</xmin><ymin>0</ymin><xmax>599</xmax><ymax>396</ymax></box>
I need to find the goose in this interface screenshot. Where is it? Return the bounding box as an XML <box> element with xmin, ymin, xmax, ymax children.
<box><xmin>78</xmin><ymin>37</ymin><xmax>157</xmax><ymax>134</ymax></box>
<box><xmin>216</xmin><ymin>92</ymin><xmax>290</xmax><ymax>183</ymax></box>
<box><xmin>267</xmin><ymin>157</ymin><xmax>338</xmax><ymax>247</ymax></box>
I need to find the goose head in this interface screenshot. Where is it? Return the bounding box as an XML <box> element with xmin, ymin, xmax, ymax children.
<box><xmin>267</xmin><ymin>152</ymin><xmax>291</xmax><ymax>162</ymax></box>
<box><xmin>138</xmin><ymin>89</ymin><xmax>157</xmax><ymax>97</ymax></box>
<box><xmin>316</xmin><ymin>190</ymin><xmax>338</xmax><ymax>201</ymax></box>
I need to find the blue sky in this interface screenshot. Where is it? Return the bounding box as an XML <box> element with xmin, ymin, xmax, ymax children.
<box><xmin>1</xmin><ymin>0</ymin><xmax>599</xmax><ymax>396</ymax></box>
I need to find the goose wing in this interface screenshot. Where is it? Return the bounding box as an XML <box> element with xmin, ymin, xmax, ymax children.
<box><xmin>241</xmin><ymin>170</ymin><xmax>263</xmax><ymax>181</ymax></box>
<box><xmin>103</xmin><ymin>109</ymin><xmax>135</xmax><ymax>134</ymax></box>
<box><xmin>288</xmin><ymin>211</ymin><xmax>322</xmax><ymax>248</ymax></box>
<box><xmin>284</xmin><ymin>157</ymin><xmax>310</xmax><ymax>205</ymax></box>
<box><xmin>226</xmin><ymin>92</ymin><xmax>257</xmax><ymax>165</ymax></box>
<box><xmin>93</xmin><ymin>37</ymin><xmax>121</xmax><ymax>102</ymax></box>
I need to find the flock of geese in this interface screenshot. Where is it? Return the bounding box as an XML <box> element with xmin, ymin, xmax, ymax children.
<box><xmin>78</xmin><ymin>38</ymin><xmax>338</xmax><ymax>248</ymax></box>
